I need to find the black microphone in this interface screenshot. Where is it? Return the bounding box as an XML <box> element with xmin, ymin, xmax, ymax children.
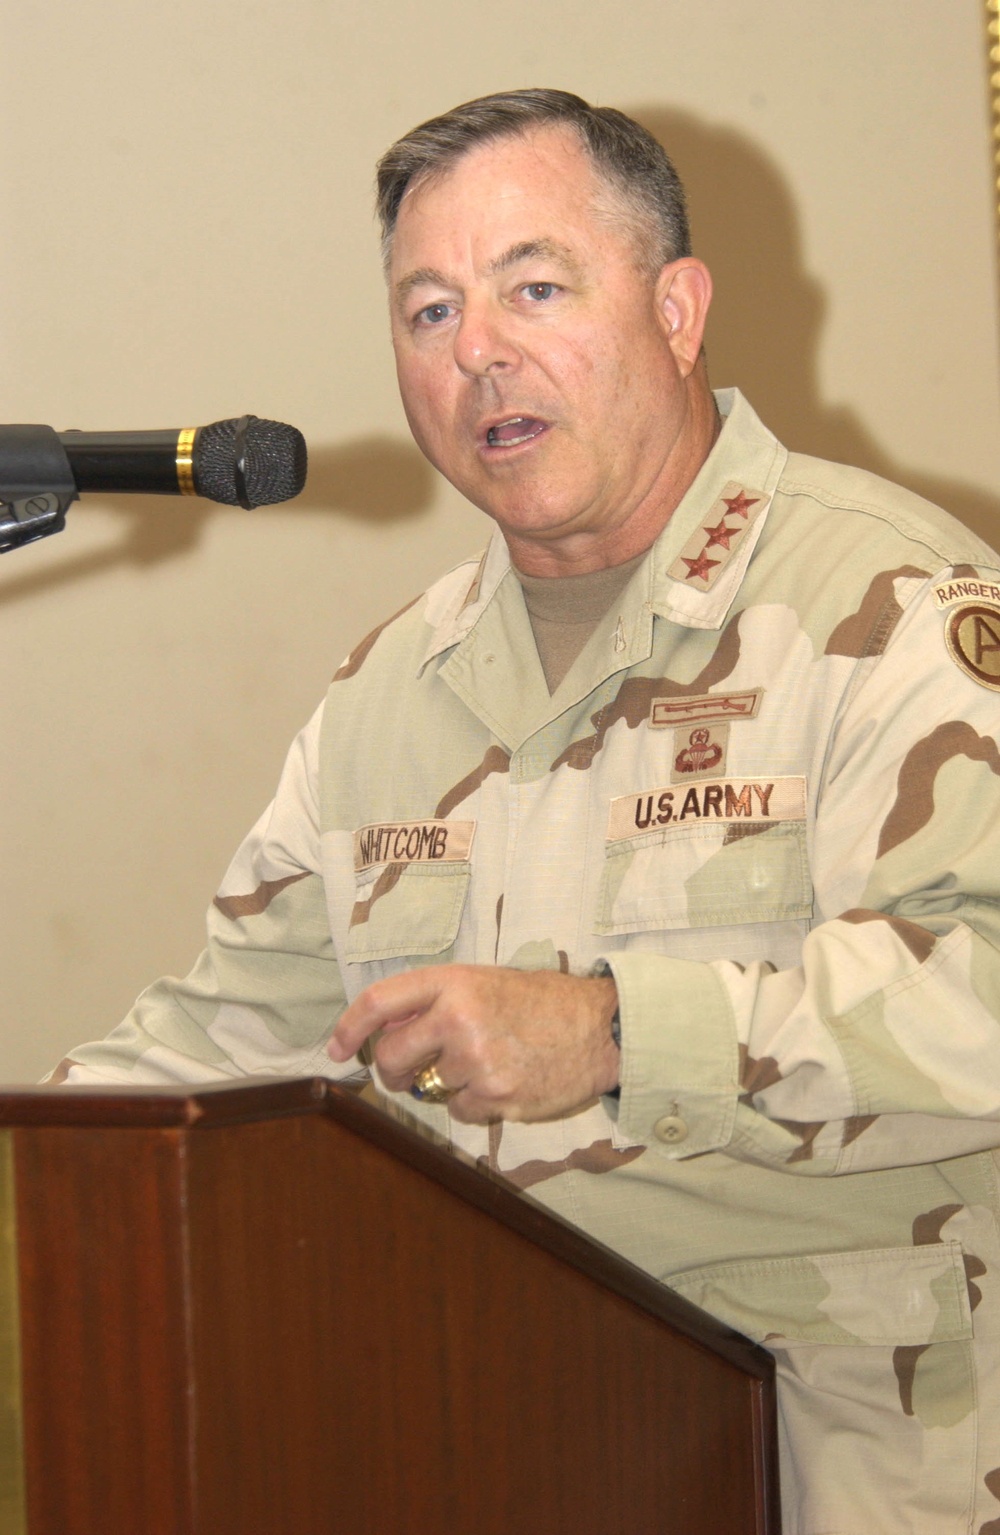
<box><xmin>57</xmin><ymin>415</ymin><xmax>306</xmax><ymax>507</ymax></box>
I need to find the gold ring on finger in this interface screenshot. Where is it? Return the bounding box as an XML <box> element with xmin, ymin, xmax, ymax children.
<box><xmin>410</xmin><ymin>1062</ymin><xmax>455</xmax><ymax>1104</ymax></box>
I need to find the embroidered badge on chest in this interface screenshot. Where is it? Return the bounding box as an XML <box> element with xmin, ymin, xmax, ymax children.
<box><xmin>671</xmin><ymin>723</ymin><xmax>729</xmax><ymax>781</ymax></box>
<box><xmin>666</xmin><ymin>483</ymin><xmax>768</xmax><ymax>591</ymax></box>
<box><xmin>649</xmin><ymin>689</ymin><xmax>762</xmax><ymax>728</ymax></box>
<box><xmin>944</xmin><ymin>603</ymin><xmax>1000</xmax><ymax>691</ymax></box>
<box><xmin>648</xmin><ymin>689</ymin><xmax>761</xmax><ymax>780</ymax></box>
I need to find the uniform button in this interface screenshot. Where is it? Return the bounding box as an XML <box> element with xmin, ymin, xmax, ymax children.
<box><xmin>653</xmin><ymin>1114</ymin><xmax>688</xmax><ymax>1144</ymax></box>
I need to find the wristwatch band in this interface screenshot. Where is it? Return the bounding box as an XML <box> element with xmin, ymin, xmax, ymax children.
<box><xmin>591</xmin><ymin>959</ymin><xmax>621</xmax><ymax>1047</ymax></box>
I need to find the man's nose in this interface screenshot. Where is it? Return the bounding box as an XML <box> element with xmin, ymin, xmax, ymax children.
<box><xmin>453</xmin><ymin>297</ymin><xmax>520</xmax><ymax>378</ymax></box>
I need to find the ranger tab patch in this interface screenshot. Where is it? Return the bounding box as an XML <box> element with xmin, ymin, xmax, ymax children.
<box><xmin>944</xmin><ymin>604</ymin><xmax>1000</xmax><ymax>692</ymax></box>
<box><xmin>933</xmin><ymin>577</ymin><xmax>1000</xmax><ymax>610</ymax></box>
<box><xmin>607</xmin><ymin>776</ymin><xmax>806</xmax><ymax>842</ymax></box>
<box><xmin>354</xmin><ymin>819</ymin><xmax>476</xmax><ymax>872</ymax></box>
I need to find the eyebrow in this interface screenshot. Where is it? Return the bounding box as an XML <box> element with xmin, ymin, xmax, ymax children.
<box><xmin>393</xmin><ymin>238</ymin><xmax>583</xmax><ymax>306</ymax></box>
<box><xmin>394</xmin><ymin>266</ymin><xmax>452</xmax><ymax>304</ymax></box>
<box><xmin>486</xmin><ymin>238</ymin><xmax>582</xmax><ymax>277</ymax></box>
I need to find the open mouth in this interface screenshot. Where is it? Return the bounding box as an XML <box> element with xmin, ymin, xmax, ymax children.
<box><xmin>484</xmin><ymin>416</ymin><xmax>548</xmax><ymax>448</ymax></box>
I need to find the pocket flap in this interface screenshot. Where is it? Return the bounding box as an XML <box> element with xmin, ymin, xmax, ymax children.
<box><xmin>597</xmin><ymin>819</ymin><xmax>812</xmax><ymax>934</ymax></box>
<box><xmin>668</xmin><ymin>1242</ymin><xmax>973</xmax><ymax>1347</ymax></box>
<box><xmin>345</xmin><ymin>861</ymin><xmax>470</xmax><ymax>963</ymax></box>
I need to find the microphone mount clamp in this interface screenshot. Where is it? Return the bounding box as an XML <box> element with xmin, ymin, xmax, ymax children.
<box><xmin>0</xmin><ymin>425</ymin><xmax>77</xmax><ymax>553</ymax></box>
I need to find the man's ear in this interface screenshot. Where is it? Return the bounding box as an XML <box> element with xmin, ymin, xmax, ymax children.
<box><xmin>654</xmin><ymin>258</ymin><xmax>713</xmax><ymax>377</ymax></box>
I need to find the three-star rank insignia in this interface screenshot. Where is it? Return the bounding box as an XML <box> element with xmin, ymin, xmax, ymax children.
<box><xmin>945</xmin><ymin>603</ymin><xmax>1000</xmax><ymax>691</ymax></box>
<box><xmin>667</xmin><ymin>482</ymin><xmax>768</xmax><ymax>591</ymax></box>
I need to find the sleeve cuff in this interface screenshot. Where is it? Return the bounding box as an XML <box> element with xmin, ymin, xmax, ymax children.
<box><xmin>597</xmin><ymin>951</ymin><xmax>741</xmax><ymax>1158</ymax></box>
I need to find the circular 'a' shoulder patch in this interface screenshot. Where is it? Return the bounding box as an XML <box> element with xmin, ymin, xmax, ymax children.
<box><xmin>945</xmin><ymin>603</ymin><xmax>1000</xmax><ymax>690</ymax></box>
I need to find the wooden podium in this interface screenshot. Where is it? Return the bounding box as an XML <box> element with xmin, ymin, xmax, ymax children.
<box><xmin>0</xmin><ymin>1080</ymin><xmax>779</xmax><ymax>1534</ymax></box>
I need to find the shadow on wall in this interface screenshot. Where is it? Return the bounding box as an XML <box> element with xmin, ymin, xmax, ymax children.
<box><xmin>635</xmin><ymin>105</ymin><xmax>1000</xmax><ymax>547</ymax></box>
<box><xmin>0</xmin><ymin>436</ymin><xmax>437</xmax><ymax>607</ymax></box>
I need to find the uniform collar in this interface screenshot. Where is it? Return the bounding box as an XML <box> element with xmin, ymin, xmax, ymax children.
<box><xmin>418</xmin><ymin>531</ymin><xmax>513</xmax><ymax>672</ymax></box>
<box><xmin>645</xmin><ymin>388</ymin><xmax>787</xmax><ymax>630</ymax></box>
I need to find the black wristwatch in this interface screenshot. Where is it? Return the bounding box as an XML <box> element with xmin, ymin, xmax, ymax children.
<box><xmin>591</xmin><ymin>960</ymin><xmax>622</xmax><ymax>1047</ymax></box>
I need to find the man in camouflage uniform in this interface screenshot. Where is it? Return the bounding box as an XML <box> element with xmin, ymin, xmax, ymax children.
<box><xmin>55</xmin><ymin>92</ymin><xmax>1000</xmax><ymax>1531</ymax></box>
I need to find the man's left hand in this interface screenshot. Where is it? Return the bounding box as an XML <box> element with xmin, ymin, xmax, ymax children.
<box><xmin>328</xmin><ymin>965</ymin><xmax>620</xmax><ymax>1123</ymax></box>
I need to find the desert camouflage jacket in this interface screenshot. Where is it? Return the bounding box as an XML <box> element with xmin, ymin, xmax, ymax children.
<box><xmin>59</xmin><ymin>392</ymin><xmax>1000</xmax><ymax>1533</ymax></box>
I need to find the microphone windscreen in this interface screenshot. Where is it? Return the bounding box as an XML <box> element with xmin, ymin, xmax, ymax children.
<box><xmin>194</xmin><ymin>416</ymin><xmax>308</xmax><ymax>507</ymax></box>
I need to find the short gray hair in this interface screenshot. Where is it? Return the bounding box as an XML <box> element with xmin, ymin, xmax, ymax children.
<box><xmin>376</xmin><ymin>88</ymin><xmax>691</xmax><ymax>277</ymax></box>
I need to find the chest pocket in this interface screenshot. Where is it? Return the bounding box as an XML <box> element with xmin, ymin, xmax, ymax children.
<box><xmin>596</xmin><ymin>819</ymin><xmax>812</xmax><ymax>934</ymax></box>
<box><xmin>345</xmin><ymin>861</ymin><xmax>471</xmax><ymax>963</ymax></box>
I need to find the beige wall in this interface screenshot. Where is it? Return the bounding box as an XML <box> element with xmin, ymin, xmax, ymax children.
<box><xmin>1</xmin><ymin>1</ymin><xmax>998</xmax><ymax>1081</ymax></box>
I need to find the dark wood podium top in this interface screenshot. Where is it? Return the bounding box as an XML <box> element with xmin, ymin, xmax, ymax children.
<box><xmin>0</xmin><ymin>1077</ymin><xmax>772</xmax><ymax>1379</ymax></box>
